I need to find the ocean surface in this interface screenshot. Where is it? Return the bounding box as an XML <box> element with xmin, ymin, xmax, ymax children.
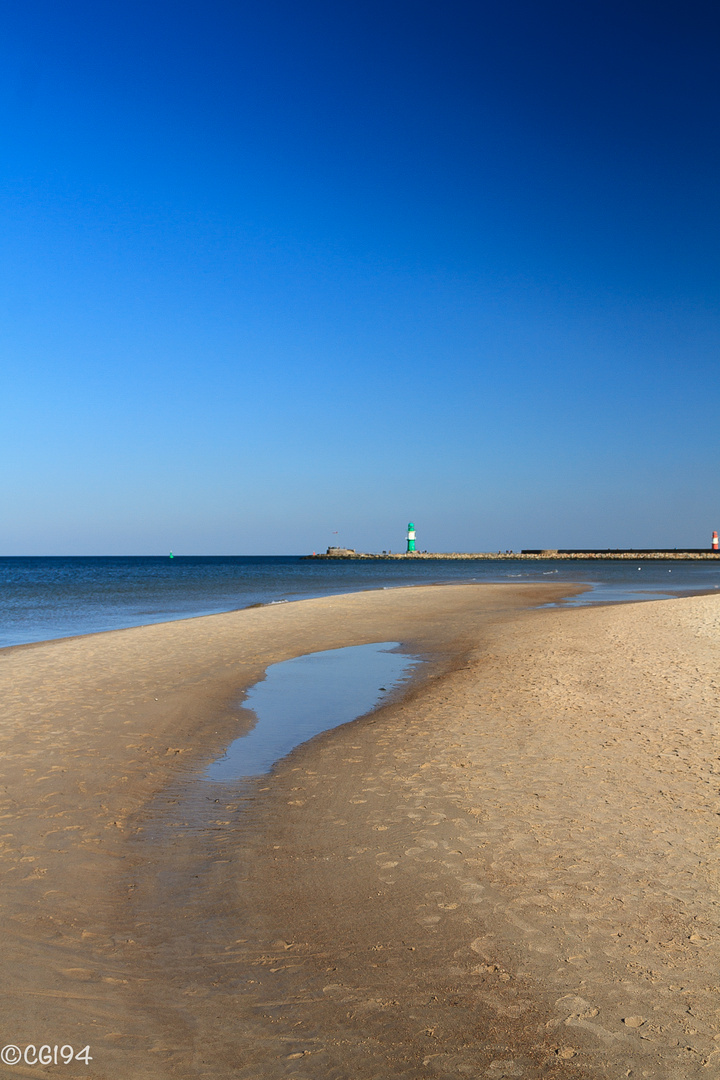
<box><xmin>2</xmin><ymin>555</ymin><xmax>719</xmax><ymax>649</ymax></box>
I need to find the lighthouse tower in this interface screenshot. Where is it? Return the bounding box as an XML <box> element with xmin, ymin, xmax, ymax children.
<box><xmin>406</xmin><ymin>522</ymin><xmax>416</xmax><ymax>553</ymax></box>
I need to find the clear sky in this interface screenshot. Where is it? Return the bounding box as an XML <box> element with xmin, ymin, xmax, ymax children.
<box><xmin>2</xmin><ymin>1</ymin><xmax>719</xmax><ymax>554</ymax></box>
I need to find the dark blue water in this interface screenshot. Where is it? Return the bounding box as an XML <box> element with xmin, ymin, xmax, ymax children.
<box><xmin>1</xmin><ymin>555</ymin><xmax>719</xmax><ymax>649</ymax></box>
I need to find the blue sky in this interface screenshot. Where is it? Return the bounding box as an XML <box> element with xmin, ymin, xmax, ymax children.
<box><xmin>2</xmin><ymin>1</ymin><xmax>719</xmax><ymax>554</ymax></box>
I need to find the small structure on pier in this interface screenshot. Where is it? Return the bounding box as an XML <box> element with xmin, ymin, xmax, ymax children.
<box><xmin>406</xmin><ymin>522</ymin><xmax>416</xmax><ymax>553</ymax></box>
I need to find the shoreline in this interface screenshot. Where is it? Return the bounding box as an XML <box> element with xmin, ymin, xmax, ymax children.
<box><xmin>0</xmin><ymin>578</ymin><xmax>587</xmax><ymax>656</ymax></box>
<box><xmin>4</xmin><ymin>555</ymin><xmax>719</xmax><ymax>654</ymax></box>
<box><xmin>1</xmin><ymin>583</ymin><xmax>719</xmax><ymax>1077</ymax></box>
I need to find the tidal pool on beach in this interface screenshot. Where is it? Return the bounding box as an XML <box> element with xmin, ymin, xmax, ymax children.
<box><xmin>205</xmin><ymin>641</ymin><xmax>420</xmax><ymax>782</ymax></box>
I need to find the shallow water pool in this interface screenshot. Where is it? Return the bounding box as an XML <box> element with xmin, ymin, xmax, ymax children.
<box><xmin>205</xmin><ymin>641</ymin><xmax>420</xmax><ymax>782</ymax></box>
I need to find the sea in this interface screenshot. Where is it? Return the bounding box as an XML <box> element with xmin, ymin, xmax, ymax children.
<box><xmin>2</xmin><ymin>555</ymin><xmax>719</xmax><ymax>650</ymax></box>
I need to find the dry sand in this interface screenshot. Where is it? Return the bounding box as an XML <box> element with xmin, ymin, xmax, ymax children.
<box><xmin>1</xmin><ymin>583</ymin><xmax>719</xmax><ymax>1079</ymax></box>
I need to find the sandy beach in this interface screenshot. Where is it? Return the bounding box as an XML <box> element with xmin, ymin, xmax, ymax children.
<box><xmin>1</xmin><ymin>582</ymin><xmax>719</xmax><ymax>1079</ymax></box>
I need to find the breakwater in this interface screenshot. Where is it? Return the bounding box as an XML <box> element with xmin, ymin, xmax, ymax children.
<box><xmin>305</xmin><ymin>550</ymin><xmax>720</xmax><ymax>561</ymax></box>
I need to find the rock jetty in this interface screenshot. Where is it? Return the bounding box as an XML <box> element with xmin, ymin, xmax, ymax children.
<box><xmin>305</xmin><ymin>548</ymin><xmax>720</xmax><ymax>561</ymax></box>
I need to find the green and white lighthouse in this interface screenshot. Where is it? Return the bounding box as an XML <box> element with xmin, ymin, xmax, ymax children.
<box><xmin>406</xmin><ymin>522</ymin><xmax>416</xmax><ymax>553</ymax></box>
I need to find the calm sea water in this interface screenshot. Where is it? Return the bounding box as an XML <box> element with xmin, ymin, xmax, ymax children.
<box><xmin>1</xmin><ymin>555</ymin><xmax>719</xmax><ymax>649</ymax></box>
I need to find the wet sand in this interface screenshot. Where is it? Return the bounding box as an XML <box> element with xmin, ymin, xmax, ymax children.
<box><xmin>1</xmin><ymin>583</ymin><xmax>719</xmax><ymax>1078</ymax></box>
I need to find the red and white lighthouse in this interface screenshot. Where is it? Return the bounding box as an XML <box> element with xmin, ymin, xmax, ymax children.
<box><xmin>713</xmin><ymin>531</ymin><xmax>718</xmax><ymax>551</ymax></box>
